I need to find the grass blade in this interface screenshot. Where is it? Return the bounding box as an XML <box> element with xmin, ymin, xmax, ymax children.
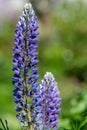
<box><xmin>5</xmin><ymin>120</ymin><xmax>9</xmax><ymax>130</ymax></box>
<box><xmin>0</xmin><ymin>119</ymin><xmax>6</xmax><ymax>130</ymax></box>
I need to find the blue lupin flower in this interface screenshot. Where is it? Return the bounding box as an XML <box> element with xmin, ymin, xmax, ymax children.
<box><xmin>12</xmin><ymin>3</ymin><xmax>39</xmax><ymax>128</ymax></box>
<box><xmin>32</xmin><ymin>90</ymin><xmax>43</xmax><ymax>130</ymax></box>
<box><xmin>39</xmin><ymin>72</ymin><xmax>61</xmax><ymax>130</ymax></box>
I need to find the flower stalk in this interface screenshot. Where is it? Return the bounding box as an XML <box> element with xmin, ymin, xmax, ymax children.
<box><xmin>12</xmin><ymin>3</ymin><xmax>39</xmax><ymax>129</ymax></box>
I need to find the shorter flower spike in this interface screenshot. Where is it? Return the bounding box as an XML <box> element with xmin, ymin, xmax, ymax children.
<box><xmin>38</xmin><ymin>72</ymin><xmax>61</xmax><ymax>130</ymax></box>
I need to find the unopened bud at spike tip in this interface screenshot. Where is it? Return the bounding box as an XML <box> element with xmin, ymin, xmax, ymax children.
<box><xmin>24</xmin><ymin>3</ymin><xmax>32</xmax><ymax>10</ymax></box>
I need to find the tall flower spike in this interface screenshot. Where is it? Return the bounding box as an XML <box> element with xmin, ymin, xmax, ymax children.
<box><xmin>12</xmin><ymin>3</ymin><xmax>39</xmax><ymax>128</ymax></box>
<box><xmin>39</xmin><ymin>72</ymin><xmax>61</xmax><ymax>130</ymax></box>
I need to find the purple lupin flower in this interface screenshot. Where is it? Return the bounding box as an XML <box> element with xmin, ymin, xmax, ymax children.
<box><xmin>12</xmin><ymin>3</ymin><xmax>39</xmax><ymax>128</ymax></box>
<box><xmin>39</xmin><ymin>72</ymin><xmax>61</xmax><ymax>130</ymax></box>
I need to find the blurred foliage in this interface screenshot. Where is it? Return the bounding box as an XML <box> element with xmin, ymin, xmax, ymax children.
<box><xmin>30</xmin><ymin>0</ymin><xmax>60</xmax><ymax>16</ymax></box>
<box><xmin>59</xmin><ymin>90</ymin><xmax>87</xmax><ymax>129</ymax></box>
<box><xmin>51</xmin><ymin>1</ymin><xmax>87</xmax><ymax>82</ymax></box>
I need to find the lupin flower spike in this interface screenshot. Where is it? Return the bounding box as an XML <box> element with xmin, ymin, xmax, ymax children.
<box><xmin>12</xmin><ymin>3</ymin><xmax>39</xmax><ymax>129</ymax></box>
<box><xmin>39</xmin><ymin>72</ymin><xmax>61</xmax><ymax>130</ymax></box>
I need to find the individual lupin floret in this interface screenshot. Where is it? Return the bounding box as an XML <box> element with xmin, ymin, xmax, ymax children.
<box><xmin>39</xmin><ymin>72</ymin><xmax>61</xmax><ymax>130</ymax></box>
<box><xmin>12</xmin><ymin>3</ymin><xmax>40</xmax><ymax>128</ymax></box>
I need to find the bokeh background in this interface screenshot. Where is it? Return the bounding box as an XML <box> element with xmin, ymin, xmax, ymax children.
<box><xmin>0</xmin><ymin>0</ymin><xmax>87</xmax><ymax>129</ymax></box>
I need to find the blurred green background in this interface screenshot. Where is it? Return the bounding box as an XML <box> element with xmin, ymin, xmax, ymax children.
<box><xmin>0</xmin><ymin>0</ymin><xmax>87</xmax><ymax>129</ymax></box>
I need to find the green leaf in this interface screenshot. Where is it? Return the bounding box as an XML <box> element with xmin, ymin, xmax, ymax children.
<box><xmin>5</xmin><ymin>120</ymin><xmax>9</xmax><ymax>130</ymax></box>
<box><xmin>79</xmin><ymin>117</ymin><xmax>87</xmax><ymax>129</ymax></box>
<box><xmin>0</xmin><ymin>119</ymin><xmax>6</xmax><ymax>130</ymax></box>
